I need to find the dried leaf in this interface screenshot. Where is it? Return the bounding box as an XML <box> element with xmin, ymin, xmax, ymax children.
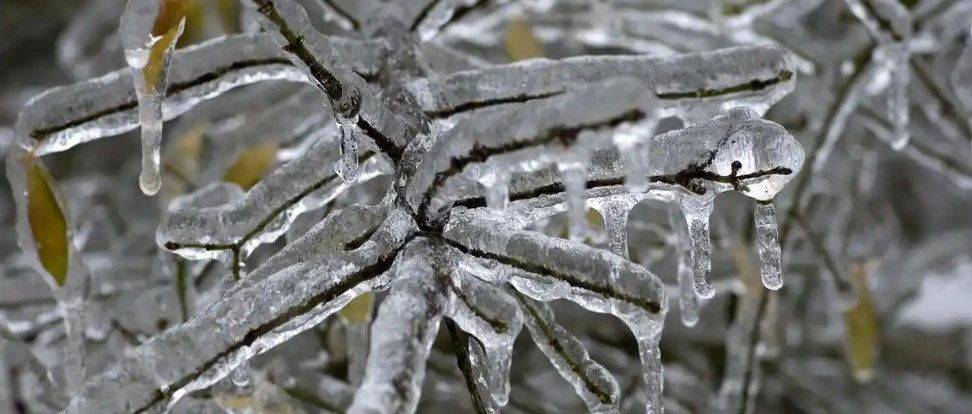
<box><xmin>223</xmin><ymin>143</ymin><xmax>279</xmax><ymax>190</ymax></box>
<box><xmin>843</xmin><ymin>261</ymin><xmax>878</xmax><ymax>383</ymax></box>
<box><xmin>23</xmin><ymin>155</ymin><xmax>70</xmax><ymax>286</ymax></box>
<box><xmin>504</xmin><ymin>18</ymin><xmax>543</xmax><ymax>62</ymax></box>
<box><xmin>339</xmin><ymin>292</ymin><xmax>375</xmax><ymax>324</ymax></box>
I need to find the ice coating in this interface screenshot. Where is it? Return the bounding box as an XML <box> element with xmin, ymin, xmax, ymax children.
<box><xmin>444</xmin><ymin>271</ymin><xmax>523</xmax><ymax>409</ymax></box>
<box><xmin>430</xmin><ymin>107</ymin><xmax>804</xmax><ymax>219</ymax></box>
<box><xmin>406</xmin><ymin>44</ymin><xmax>795</xmax><ymax>122</ymax></box>
<box><xmin>67</xmin><ymin>211</ymin><xmax>415</xmax><ymax>412</ymax></box>
<box><xmin>159</xmin><ymin>136</ymin><xmax>392</xmax><ymax>257</ymax></box>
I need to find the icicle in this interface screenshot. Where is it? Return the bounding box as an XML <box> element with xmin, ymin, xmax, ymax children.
<box><xmin>677</xmin><ymin>253</ymin><xmax>699</xmax><ymax>327</ymax></box>
<box><xmin>590</xmin><ymin>196</ymin><xmax>639</xmax><ymax>258</ymax></box>
<box><xmin>634</xmin><ymin>332</ymin><xmax>664</xmax><ymax>414</ymax></box>
<box><xmin>678</xmin><ymin>194</ymin><xmax>716</xmax><ymax>299</ymax></box>
<box><xmin>121</xmin><ymin>0</ymin><xmax>187</xmax><ymax>195</ymax></box>
<box><xmin>557</xmin><ymin>153</ymin><xmax>590</xmax><ymax>241</ymax></box>
<box><xmin>335</xmin><ymin>115</ymin><xmax>360</xmax><ymax>182</ymax></box>
<box><xmin>477</xmin><ymin>163</ymin><xmax>510</xmax><ymax>212</ymax></box>
<box><xmin>886</xmin><ymin>46</ymin><xmax>911</xmax><ymax>150</ymax></box>
<box><xmin>753</xmin><ymin>200</ymin><xmax>784</xmax><ymax>290</ymax></box>
<box><xmin>669</xmin><ymin>206</ymin><xmax>699</xmax><ymax>327</ymax></box>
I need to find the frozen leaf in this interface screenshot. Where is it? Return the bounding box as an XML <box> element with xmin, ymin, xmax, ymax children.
<box><xmin>17</xmin><ymin>153</ymin><xmax>69</xmax><ymax>286</ymax></box>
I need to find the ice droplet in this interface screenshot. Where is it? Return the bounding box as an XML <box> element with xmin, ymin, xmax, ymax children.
<box><xmin>679</xmin><ymin>194</ymin><xmax>716</xmax><ymax>299</ymax></box>
<box><xmin>754</xmin><ymin>200</ymin><xmax>784</xmax><ymax>290</ymax></box>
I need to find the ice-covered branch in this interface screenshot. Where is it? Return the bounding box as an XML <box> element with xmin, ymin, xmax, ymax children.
<box><xmin>348</xmin><ymin>238</ymin><xmax>447</xmax><ymax>413</ymax></box>
<box><xmin>17</xmin><ymin>33</ymin><xmax>383</xmax><ymax>156</ymax></box>
<box><xmin>407</xmin><ymin>45</ymin><xmax>794</xmax><ymax>122</ymax></box>
<box><xmin>67</xmin><ymin>210</ymin><xmax>416</xmax><ymax>413</ymax></box>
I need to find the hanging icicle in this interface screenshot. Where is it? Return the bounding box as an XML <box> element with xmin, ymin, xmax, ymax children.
<box><xmin>678</xmin><ymin>194</ymin><xmax>716</xmax><ymax>299</ymax></box>
<box><xmin>753</xmin><ymin>200</ymin><xmax>784</xmax><ymax>290</ymax></box>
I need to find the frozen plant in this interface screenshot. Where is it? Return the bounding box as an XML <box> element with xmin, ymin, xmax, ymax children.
<box><xmin>2</xmin><ymin>0</ymin><xmax>971</xmax><ymax>413</ymax></box>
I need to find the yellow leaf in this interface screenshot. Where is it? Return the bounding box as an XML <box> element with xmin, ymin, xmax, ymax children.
<box><xmin>339</xmin><ymin>292</ymin><xmax>374</xmax><ymax>324</ymax></box>
<box><xmin>222</xmin><ymin>143</ymin><xmax>279</xmax><ymax>190</ymax></box>
<box><xmin>843</xmin><ymin>261</ymin><xmax>879</xmax><ymax>383</ymax></box>
<box><xmin>23</xmin><ymin>155</ymin><xmax>70</xmax><ymax>286</ymax></box>
<box><xmin>504</xmin><ymin>18</ymin><xmax>543</xmax><ymax>61</ymax></box>
<box><xmin>143</xmin><ymin>0</ymin><xmax>188</xmax><ymax>94</ymax></box>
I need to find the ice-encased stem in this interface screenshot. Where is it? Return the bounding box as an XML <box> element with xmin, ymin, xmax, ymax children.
<box><xmin>753</xmin><ymin>200</ymin><xmax>784</xmax><ymax>290</ymax></box>
<box><xmin>678</xmin><ymin>194</ymin><xmax>716</xmax><ymax>299</ymax></box>
<box><xmin>58</xmin><ymin>296</ymin><xmax>87</xmax><ymax>398</ymax></box>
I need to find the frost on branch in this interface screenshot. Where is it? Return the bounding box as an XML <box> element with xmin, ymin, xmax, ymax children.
<box><xmin>22</xmin><ymin>1</ymin><xmax>972</xmax><ymax>414</ymax></box>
